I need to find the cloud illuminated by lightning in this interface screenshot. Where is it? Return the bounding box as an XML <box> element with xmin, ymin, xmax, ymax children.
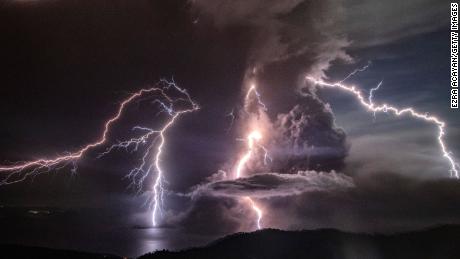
<box><xmin>0</xmin><ymin>79</ymin><xmax>199</xmax><ymax>226</ymax></box>
<box><xmin>235</xmin><ymin>130</ymin><xmax>262</xmax><ymax>179</ymax></box>
<box><xmin>369</xmin><ymin>80</ymin><xmax>383</xmax><ymax>120</ymax></box>
<box><xmin>305</xmin><ymin>76</ymin><xmax>459</xmax><ymax>178</ymax></box>
<box><xmin>233</xmin><ymin>130</ymin><xmax>264</xmax><ymax>230</ymax></box>
<box><xmin>245</xmin><ymin>196</ymin><xmax>262</xmax><ymax>229</ymax></box>
<box><xmin>245</xmin><ymin>83</ymin><xmax>268</xmax><ymax>112</ymax></box>
<box><xmin>368</xmin><ymin>80</ymin><xmax>383</xmax><ymax>105</ymax></box>
<box><xmin>232</xmin><ymin>81</ymin><xmax>272</xmax><ymax>230</ymax></box>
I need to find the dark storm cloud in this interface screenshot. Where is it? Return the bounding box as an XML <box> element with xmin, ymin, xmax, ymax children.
<box><xmin>167</xmin><ymin>195</ymin><xmax>257</xmax><ymax>234</ymax></box>
<box><xmin>190</xmin><ymin>0</ymin><xmax>352</xmax><ymax>78</ymax></box>
<box><xmin>189</xmin><ymin>0</ymin><xmax>353</xmax><ymax>175</ymax></box>
<box><xmin>191</xmin><ymin>171</ymin><xmax>354</xmax><ymax>198</ymax></box>
<box><xmin>1</xmin><ymin>0</ymin><xmax>457</xmax><ymax>255</ymax></box>
<box><xmin>173</xmin><ymin>0</ymin><xmax>357</xmax><ymax>235</ymax></box>
<box><xmin>265</xmin><ymin>172</ymin><xmax>460</xmax><ymax>232</ymax></box>
<box><xmin>222</xmin><ymin>94</ymin><xmax>349</xmax><ymax>175</ymax></box>
<box><xmin>268</xmin><ymin>98</ymin><xmax>348</xmax><ymax>172</ymax></box>
<box><xmin>341</xmin><ymin>0</ymin><xmax>449</xmax><ymax>47</ymax></box>
<box><xmin>169</xmin><ymin>170</ymin><xmax>352</xmax><ymax>234</ymax></box>
<box><xmin>174</xmin><ymin>172</ymin><xmax>460</xmax><ymax>235</ymax></box>
<box><xmin>345</xmin><ymin>126</ymin><xmax>452</xmax><ymax>179</ymax></box>
<box><xmin>190</xmin><ymin>0</ymin><xmax>451</xmax><ymax>82</ymax></box>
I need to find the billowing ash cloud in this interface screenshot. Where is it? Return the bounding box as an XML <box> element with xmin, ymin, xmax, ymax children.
<box><xmin>179</xmin><ymin>1</ymin><xmax>355</xmax><ymax>235</ymax></box>
<box><xmin>263</xmin><ymin>173</ymin><xmax>460</xmax><ymax>232</ymax></box>
<box><xmin>191</xmin><ymin>0</ymin><xmax>351</xmax><ymax>174</ymax></box>
<box><xmin>169</xmin><ymin>170</ymin><xmax>353</xmax><ymax>234</ymax></box>
<box><xmin>192</xmin><ymin>171</ymin><xmax>354</xmax><ymax>198</ymax></box>
<box><xmin>190</xmin><ymin>0</ymin><xmax>351</xmax><ymax>78</ymax></box>
<box><xmin>170</xmin><ymin>194</ymin><xmax>260</xmax><ymax>234</ymax></box>
<box><xmin>268</xmin><ymin>99</ymin><xmax>348</xmax><ymax>173</ymax></box>
<box><xmin>172</xmin><ymin>172</ymin><xmax>460</xmax><ymax>235</ymax></box>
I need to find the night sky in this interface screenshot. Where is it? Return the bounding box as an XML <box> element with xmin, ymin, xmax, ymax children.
<box><xmin>0</xmin><ymin>0</ymin><xmax>459</xmax><ymax>257</ymax></box>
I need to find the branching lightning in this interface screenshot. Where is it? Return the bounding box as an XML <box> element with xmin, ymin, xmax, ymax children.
<box><xmin>305</xmin><ymin>76</ymin><xmax>459</xmax><ymax>178</ymax></box>
<box><xmin>232</xmin><ymin>82</ymin><xmax>272</xmax><ymax>230</ymax></box>
<box><xmin>0</xmin><ymin>80</ymin><xmax>199</xmax><ymax>226</ymax></box>
<box><xmin>235</xmin><ymin>131</ymin><xmax>263</xmax><ymax>179</ymax></box>
<box><xmin>245</xmin><ymin>84</ymin><xmax>268</xmax><ymax>112</ymax></box>
<box><xmin>369</xmin><ymin>80</ymin><xmax>383</xmax><ymax>120</ymax></box>
<box><xmin>368</xmin><ymin>80</ymin><xmax>383</xmax><ymax>106</ymax></box>
<box><xmin>2</xmin><ymin>55</ymin><xmax>455</xmax><ymax>234</ymax></box>
<box><xmin>235</xmin><ymin>66</ymin><xmax>459</xmax><ymax>231</ymax></box>
<box><xmin>338</xmin><ymin>61</ymin><xmax>372</xmax><ymax>84</ymax></box>
<box><xmin>234</xmin><ymin>130</ymin><xmax>264</xmax><ymax>230</ymax></box>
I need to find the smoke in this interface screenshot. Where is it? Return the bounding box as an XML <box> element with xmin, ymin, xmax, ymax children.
<box><xmin>172</xmin><ymin>170</ymin><xmax>354</xmax><ymax>234</ymax></box>
<box><xmin>264</xmin><ymin>172</ymin><xmax>460</xmax><ymax>232</ymax></box>
<box><xmin>190</xmin><ymin>0</ymin><xmax>352</xmax><ymax>78</ymax></box>
<box><xmin>173</xmin><ymin>171</ymin><xmax>460</xmax><ymax>235</ymax></box>
<box><xmin>269</xmin><ymin>100</ymin><xmax>348</xmax><ymax>173</ymax></box>
<box><xmin>190</xmin><ymin>0</ymin><xmax>352</xmax><ymax>174</ymax></box>
<box><xmin>192</xmin><ymin>171</ymin><xmax>354</xmax><ymax>198</ymax></box>
<box><xmin>178</xmin><ymin>0</ymin><xmax>357</xmax><ymax>234</ymax></box>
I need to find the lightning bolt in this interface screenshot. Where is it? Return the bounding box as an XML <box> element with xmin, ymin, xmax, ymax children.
<box><xmin>369</xmin><ymin>80</ymin><xmax>383</xmax><ymax>120</ymax></box>
<box><xmin>245</xmin><ymin>84</ymin><xmax>268</xmax><ymax>112</ymax></box>
<box><xmin>305</xmin><ymin>76</ymin><xmax>459</xmax><ymax>178</ymax></box>
<box><xmin>368</xmin><ymin>80</ymin><xmax>383</xmax><ymax>106</ymax></box>
<box><xmin>0</xmin><ymin>79</ymin><xmax>199</xmax><ymax>226</ymax></box>
<box><xmin>235</xmin><ymin>131</ymin><xmax>263</xmax><ymax>179</ymax></box>
<box><xmin>234</xmin><ymin>130</ymin><xmax>264</xmax><ymax>230</ymax></box>
<box><xmin>151</xmin><ymin>103</ymin><xmax>199</xmax><ymax>226</ymax></box>
<box><xmin>338</xmin><ymin>61</ymin><xmax>372</xmax><ymax>84</ymax></box>
<box><xmin>232</xmin><ymin>81</ymin><xmax>271</xmax><ymax>230</ymax></box>
<box><xmin>245</xmin><ymin>196</ymin><xmax>262</xmax><ymax>230</ymax></box>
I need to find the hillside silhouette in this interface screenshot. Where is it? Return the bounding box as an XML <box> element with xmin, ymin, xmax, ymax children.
<box><xmin>2</xmin><ymin>225</ymin><xmax>460</xmax><ymax>258</ymax></box>
<box><xmin>140</xmin><ymin>225</ymin><xmax>460</xmax><ymax>259</ymax></box>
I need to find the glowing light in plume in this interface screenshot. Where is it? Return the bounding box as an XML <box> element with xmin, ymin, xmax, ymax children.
<box><xmin>234</xmin><ymin>81</ymin><xmax>270</xmax><ymax>230</ymax></box>
<box><xmin>235</xmin><ymin>130</ymin><xmax>262</xmax><ymax>179</ymax></box>
<box><xmin>245</xmin><ymin>83</ymin><xmax>268</xmax><ymax>112</ymax></box>
<box><xmin>234</xmin><ymin>130</ymin><xmax>264</xmax><ymax>229</ymax></box>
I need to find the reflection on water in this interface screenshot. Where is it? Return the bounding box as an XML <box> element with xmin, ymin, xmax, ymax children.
<box><xmin>136</xmin><ymin>227</ymin><xmax>217</xmax><ymax>257</ymax></box>
<box><xmin>88</xmin><ymin>226</ymin><xmax>218</xmax><ymax>257</ymax></box>
<box><xmin>0</xmin><ymin>207</ymin><xmax>218</xmax><ymax>258</ymax></box>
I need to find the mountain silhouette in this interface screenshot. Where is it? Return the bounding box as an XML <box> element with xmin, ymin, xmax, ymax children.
<box><xmin>2</xmin><ymin>225</ymin><xmax>460</xmax><ymax>258</ymax></box>
<box><xmin>140</xmin><ymin>225</ymin><xmax>460</xmax><ymax>259</ymax></box>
